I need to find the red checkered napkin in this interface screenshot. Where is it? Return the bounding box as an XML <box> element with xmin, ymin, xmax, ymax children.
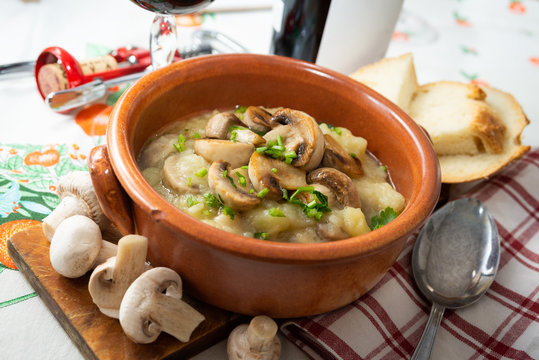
<box><xmin>281</xmin><ymin>149</ymin><xmax>539</xmax><ymax>360</ymax></box>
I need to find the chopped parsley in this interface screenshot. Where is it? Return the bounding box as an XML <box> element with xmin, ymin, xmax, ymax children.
<box><xmin>192</xmin><ymin>132</ymin><xmax>201</xmax><ymax>139</ymax></box>
<box><xmin>186</xmin><ymin>196</ymin><xmax>199</xmax><ymax>207</ymax></box>
<box><xmin>235</xmin><ymin>171</ymin><xmax>247</xmax><ymax>186</ymax></box>
<box><xmin>271</xmin><ymin>168</ymin><xmax>278</xmax><ymax>174</ymax></box>
<box><xmin>350</xmin><ymin>153</ymin><xmax>357</xmax><ymax>159</ymax></box>
<box><xmin>234</xmin><ymin>105</ymin><xmax>248</xmax><ymax>120</ymax></box>
<box><xmin>194</xmin><ymin>168</ymin><xmax>207</xmax><ymax>177</ymax></box>
<box><xmin>187</xmin><ymin>177</ymin><xmax>192</xmax><ymax>186</ymax></box>
<box><xmin>324</xmin><ymin>123</ymin><xmax>343</xmax><ymax>136</ymax></box>
<box><xmin>173</xmin><ymin>134</ymin><xmax>186</xmax><ymax>152</ymax></box>
<box><xmin>380</xmin><ymin>165</ymin><xmax>387</xmax><ymax>172</ymax></box>
<box><xmin>203</xmin><ymin>192</ymin><xmax>235</xmax><ymax>219</ymax></box>
<box><xmin>286</xmin><ymin>186</ymin><xmax>331</xmax><ymax>221</ymax></box>
<box><xmin>268</xmin><ymin>207</ymin><xmax>285</xmax><ymax>217</ymax></box>
<box><xmin>257</xmin><ymin>188</ymin><xmax>269</xmax><ymax>198</ymax></box>
<box><xmin>203</xmin><ymin>193</ymin><xmax>221</xmax><ymax>209</ymax></box>
<box><xmin>240</xmin><ymin>165</ymin><xmax>249</xmax><ymax>170</ymax></box>
<box><xmin>254</xmin><ymin>232</ymin><xmax>268</xmax><ymax>240</ymax></box>
<box><xmin>222</xmin><ymin>206</ymin><xmax>235</xmax><ymax>219</ymax></box>
<box><xmin>255</xmin><ymin>136</ymin><xmax>297</xmax><ymax>165</ymax></box>
<box><xmin>370</xmin><ymin>207</ymin><xmax>398</xmax><ymax>230</ymax></box>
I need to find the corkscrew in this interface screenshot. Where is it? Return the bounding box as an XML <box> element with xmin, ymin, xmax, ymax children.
<box><xmin>0</xmin><ymin>29</ymin><xmax>248</xmax><ymax>112</ymax></box>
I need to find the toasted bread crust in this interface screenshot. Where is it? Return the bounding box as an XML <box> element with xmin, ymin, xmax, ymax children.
<box><xmin>440</xmin><ymin>85</ymin><xmax>530</xmax><ymax>183</ymax></box>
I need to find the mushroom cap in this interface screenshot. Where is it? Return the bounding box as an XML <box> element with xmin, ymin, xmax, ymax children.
<box><xmin>266</xmin><ymin>108</ymin><xmax>325</xmax><ymax>171</ymax></box>
<box><xmin>248</xmin><ymin>152</ymin><xmax>307</xmax><ymax>200</ymax></box>
<box><xmin>56</xmin><ymin>171</ymin><xmax>108</xmax><ymax>228</ymax></box>
<box><xmin>119</xmin><ymin>267</ymin><xmax>205</xmax><ymax>344</ymax></box>
<box><xmin>49</xmin><ymin>215</ymin><xmax>102</xmax><ymax>278</ymax></box>
<box><xmin>307</xmin><ymin>167</ymin><xmax>361</xmax><ymax>209</ymax></box>
<box><xmin>208</xmin><ymin>161</ymin><xmax>261</xmax><ymax>211</ymax></box>
<box><xmin>241</xmin><ymin>106</ymin><xmax>273</xmax><ymax>133</ymax></box>
<box><xmin>194</xmin><ymin>139</ymin><xmax>254</xmax><ymax>169</ymax></box>
<box><xmin>322</xmin><ymin>134</ymin><xmax>363</xmax><ymax>178</ymax></box>
<box><xmin>205</xmin><ymin>112</ymin><xmax>241</xmax><ymax>139</ymax></box>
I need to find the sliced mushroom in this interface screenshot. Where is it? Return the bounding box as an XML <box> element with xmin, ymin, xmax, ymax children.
<box><xmin>316</xmin><ymin>223</ymin><xmax>349</xmax><ymax>241</ymax></box>
<box><xmin>119</xmin><ymin>267</ymin><xmax>205</xmax><ymax>344</ymax></box>
<box><xmin>208</xmin><ymin>161</ymin><xmax>261</xmax><ymax>211</ymax></box>
<box><xmin>232</xmin><ymin>129</ymin><xmax>266</xmax><ymax>146</ymax></box>
<box><xmin>194</xmin><ymin>139</ymin><xmax>254</xmax><ymax>169</ymax></box>
<box><xmin>322</xmin><ymin>134</ymin><xmax>363</xmax><ymax>178</ymax></box>
<box><xmin>264</xmin><ymin>108</ymin><xmax>325</xmax><ymax>171</ymax></box>
<box><xmin>49</xmin><ymin>215</ymin><xmax>117</xmax><ymax>278</ymax></box>
<box><xmin>162</xmin><ymin>154</ymin><xmax>202</xmax><ymax>193</ymax></box>
<box><xmin>227</xmin><ymin>315</ymin><xmax>281</xmax><ymax>360</ymax></box>
<box><xmin>241</xmin><ymin>106</ymin><xmax>273</xmax><ymax>133</ymax></box>
<box><xmin>138</xmin><ymin>134</ymin><xmax>177</xmax><ymax>169</ymax></box>
<box><xmin>248</xmin><ymin>152</ymin><xmax>307</xmax><ymax>200</ymax></box>
<box><xmin>88</xmin><ymin>234</ymin><xmax>149</xmax><ymax>318</ymax></box>
<box><xmin>206</xmin><ymin>112</ymin><xmax>242</xmax><ymax>139</ymax></box>
<box><xmin>42</xmin><ymin>171</ymin><xmax>110</xmax><ymax>242</ymax></box>
<box><xmin>307</xmin><ymin>167</ymin><xmax>361</xmax><ymax>209</ymax></box>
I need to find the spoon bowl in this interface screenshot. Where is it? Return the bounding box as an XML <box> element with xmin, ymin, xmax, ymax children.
<box><xmin>411</xmin><ymin>198</ymin><xmax>500</xmax><ymax>359</ymax></box>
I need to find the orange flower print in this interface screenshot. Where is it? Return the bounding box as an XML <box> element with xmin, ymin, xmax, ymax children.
<box><xmin>453</xmin><ymin>11</ymin><xmax>472</xmax><ymax>27</ymax></box>
<box><xmin>509</xmin><ymin>1</ymin><xmax>526</xmax><ymax>14</ymax></box>
<box><xmin>175</xmin><ymin>14</ymin><xmax>203</xmax><ymax>27</ymax></box>
<box><xmin>530</xmin><ymin>57</ymin><xmax>539</xmax><ymax>66</ymax></box>
<box><xmin>9</xmin><ymin>149</ymin><xmax>17</xmax><ymax>155</ymax></box>
<box><xmin>392</xmin><ymin>31</ymin><xmax>410</xmax><ymax>41</ymax></box>
<box><xmin>75</xmin><ymin>103</ymin><xmax>112</xmax><ymax>136</ymax></box>
<box><xmin>0</xmin><ymin>219</ymin><xmax>41</xmax><ymax>269</ymax></box>
<box><xmin>24</xmin><ymin>148</ymin><xmax>60</xmax><ymax>167</ymax></box>
<box><xmin>470</xmin><ymin>79</ymin><xmax>490</xmax><ymax>87</ymax></box>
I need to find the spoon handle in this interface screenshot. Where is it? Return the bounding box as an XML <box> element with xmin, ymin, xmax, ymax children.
<box><xmin>411</xmin><ymin>302</ymin><xmax>445</xmax><ymax>360</ymax></box>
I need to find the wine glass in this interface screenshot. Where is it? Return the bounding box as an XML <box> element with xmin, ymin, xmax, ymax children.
<box><xmin>128</xmin><ymin>0</ymin><xmax>214</xmax><ymax>69</ymax></box>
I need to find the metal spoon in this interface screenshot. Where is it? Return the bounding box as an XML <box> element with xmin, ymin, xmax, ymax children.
<box><xmin>411</xmin><ymin>198</ymin><xmax>500</xmax><ymax>359</ymax></box>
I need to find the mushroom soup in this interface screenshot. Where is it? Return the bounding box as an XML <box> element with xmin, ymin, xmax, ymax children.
<box><xmin>138</xmin><ymin>106</ymin><xmax>405</xmax><ymax>243</ymax></box>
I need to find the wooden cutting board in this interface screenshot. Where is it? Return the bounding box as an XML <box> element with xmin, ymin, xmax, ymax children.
<box><xmin>7</xmin><ymin>225</ymin><xmax>244</xmax><ymax>359</ymax></box>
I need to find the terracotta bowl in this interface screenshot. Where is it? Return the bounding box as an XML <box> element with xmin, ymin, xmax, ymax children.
<box><xmin>90</xmin><ymin>54</ymin><xmax>440</xmax><ymax>318</ymax></box>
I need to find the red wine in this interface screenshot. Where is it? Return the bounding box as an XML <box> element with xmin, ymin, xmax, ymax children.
<box><xmin>270</xmin><ymin>0</ymin><xmax>332</xmax><ymax>63</ymax></box>
<box><xmin>129</xmin><ymin>0</ymin><xmax>214</xmax><ymax>14</ymax></box>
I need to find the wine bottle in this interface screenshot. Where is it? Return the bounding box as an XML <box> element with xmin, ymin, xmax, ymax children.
<box><xmin>269</xmin><ymin>0</ymin><xmax>403</xmax><ymax>74</ymax></box>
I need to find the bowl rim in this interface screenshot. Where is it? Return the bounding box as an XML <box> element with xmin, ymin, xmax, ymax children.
<box><xmin>107</xmin><ymin>53</ymin><xmax>441</xmax><ymax>263</ymax></box>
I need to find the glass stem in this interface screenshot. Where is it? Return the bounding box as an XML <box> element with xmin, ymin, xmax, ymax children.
<box><xmin>150</xmin><ymin>14</ymin><xmax>177</xmax><ymax>69</ymax></box>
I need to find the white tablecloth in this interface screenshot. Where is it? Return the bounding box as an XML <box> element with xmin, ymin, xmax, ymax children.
<box><xmin>1</xmin><ymin>0</ymin><xmax>537</xmax><ymax>359</ymax></box>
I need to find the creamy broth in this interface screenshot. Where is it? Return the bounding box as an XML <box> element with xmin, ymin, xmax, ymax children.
<box><xmin>138</xmin><ymin>107</ymin><xmax>405</xmax><ymax>243</ymax></box>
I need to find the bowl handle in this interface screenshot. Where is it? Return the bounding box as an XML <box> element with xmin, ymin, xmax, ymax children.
<box><xmin>88</xmin><ymin>145</ymin><xmax>134</xmax><ymax>235</ymax></box>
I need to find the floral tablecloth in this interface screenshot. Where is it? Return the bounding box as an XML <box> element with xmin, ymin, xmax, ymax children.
<box><xmin>0</xmin><ymin>0</ymin><xmax>538</xmax><ymax>359</ymax></box>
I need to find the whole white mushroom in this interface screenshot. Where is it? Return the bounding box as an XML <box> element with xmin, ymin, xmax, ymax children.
<box><xmin>49</xmin><ymin>215</ymin><xmax>117</xmax><ymax>278</ymax></box>
<box><xmin>227</xmin><ymin>315</ymin><xmax>281</xmax><ymax>360</ymax></box>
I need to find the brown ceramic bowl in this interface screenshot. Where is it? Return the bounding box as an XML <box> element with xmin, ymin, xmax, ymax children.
<box><xmin>92</xmin><ymin>54</ymin><xmax>440</xmax><ymax>318</ymax></box>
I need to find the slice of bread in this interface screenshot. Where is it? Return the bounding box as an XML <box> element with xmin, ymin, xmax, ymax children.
<box><xmin>349</xmin><ymin>53</ymin><xmax>418</xmax><ymax>112</ymax></box>
<box><xmin>408</xmin><ymin>81</ymin><xmax>506</xmax><ymax>156</ymax></box>
<box><xmin>438</xmin><ymin>86</ymin><xmax>530</xmax><ymax>183</ymax></box>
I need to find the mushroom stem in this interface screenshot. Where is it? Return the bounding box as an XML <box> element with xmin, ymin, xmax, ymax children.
<box><xmin>246</xmin><ymin>316</ymin><xmax>279</xmax><ymax>352</ymax></box>
<box><xmin>147</xmin><ymin>288</ymin><xmax>205</xmax><ymax>343</ymax></box>
<box><xmin>88</xmin><ymin>234</ymin><xmax>148</xmax><ymax>318</ymax></box>
<box><xmin>227</xmin><ymin>315</ymin><xmax>281</xmax><ymax>360</ymax></box>
<box><xmin>93</xmin><ymin>240</ymin><xmax>118</xmax><ymax>267</ymax></box>
<box><xmin>43</xmin><ymin>196</ymin><xmax>91</xmax><ymax>241</ymax></box>
<box><xmin>119</xmin><ymin>267</ymin><xmax>205</xmax><ymax>344</ymax></box>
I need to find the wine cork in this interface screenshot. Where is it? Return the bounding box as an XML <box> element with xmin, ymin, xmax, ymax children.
<box><xmin>37</xmin><ymin>55</ymin><xmax>118</xmax><ymax>97</ymax></box>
